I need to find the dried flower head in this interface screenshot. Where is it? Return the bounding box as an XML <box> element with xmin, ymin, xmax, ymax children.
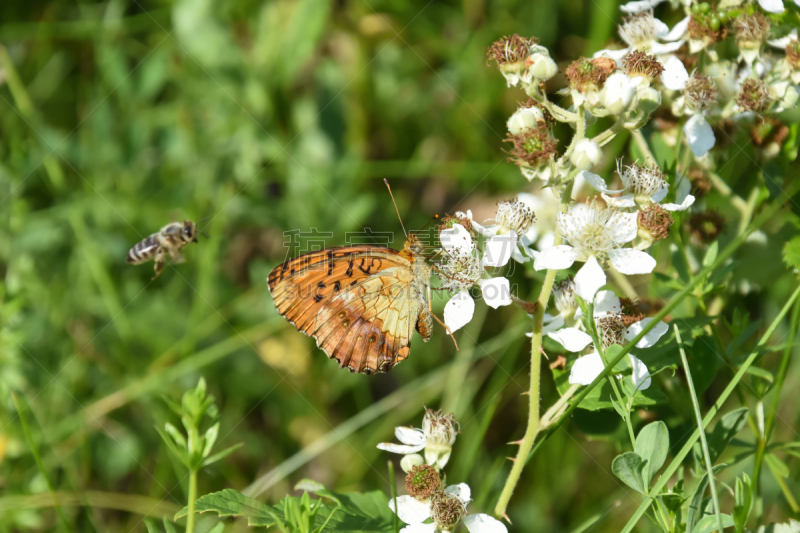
<box><xmin>405</xmin><ymin>465</ymin><xmax>442</xmax><ymax>501</ymax></box>
<box><xmin>505</xmin><ymin>126</ymin><xmax>558</xmax><ymax>168</ymax></box>
<box><xmin>622</xmin><ymin>50</ymin><xmax>664</xmax><ymax>80</ymax></box>
<box><xmin>688</xmin><ymin>12</ymin><xmax>727</xmax><ymax>44</ymax></box>
<box><xmin>638</xmin><ymin>204</ymin><xmax>674</xmax><ymax>243</ymax></box>
<box><xmin>486</xmin><ymin>34</ymin><xmax>538</xmax><ymax>66</ymax></box>
<box><xmin>430</xmin><ymin>491</ymin><xmax>467</xmax><ymax>531</ymax></box>
<box><xmin>619</xmin><ymin>298</ymin><xmax>646</xmax><ymax>327</ymax></box>
<box><xmin>423</xmin><ymin>409</ymin><xmax>459</xmax><ymax>448</ymax></box>
<box><xmin>596</xmin><ymin>314</ymin><xmax>627</xmax><ymax>350</ymax></box>
<box><xmin>566</xmin><ymin>57</ymin><xmax>617</xmax><ymax>92</ymax></box>
<box><xmin>733</xmin><ymin>12</ymin><xmax>769</xmax><ymax>47</ymax></box>
<box><xmin>751</xmin><ymin>117</ymin><xmax>790</xmax><ymax>147</ymax></box>
<box><xmin>619</xmin><ymin>12</ymin><xmax>663</xmax><ymax>48</ymax></box>
<box><xmin>686</xmin><ymin>210</ymin><xmax>725</xmax><ymax>243</ymax></box>
<box><xmin>687</xmin><ymin>167</ymin><xmax>711</xmax><ymax>199</ymax></box>
<box><xmin>737</xmin><ymin>78</ymin><xmax>771</xmax><ymax>112</ymax></box>
<box><xmin>683</xmin><ymin>73</ymin><xmax>718</xmax><ymax>112</ymax></box>
<box><xmin>787</xmin><ymin>40</ymin><xmax>800</xmax><ymax>69</ymax></box>
<box><xmin>496</xmin><ymin>197</ymin><xmax>536</xmax><ymax>235</ymax></box>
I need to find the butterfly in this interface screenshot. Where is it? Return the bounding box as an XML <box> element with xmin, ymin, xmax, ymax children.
<box><xmin>267</xmin><ymin>233</ymin><xmax>435</xmax><ymax>374</ymax></box>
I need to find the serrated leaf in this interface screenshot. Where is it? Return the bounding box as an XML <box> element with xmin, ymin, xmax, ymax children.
<box><xmin>175</xmin><ymin>488</ymin><xmax>286</xmax><ymax>528</ymax></box>
<box><xmin>612</xmin><ymin>452</ymin><xmax>649</xmax><ymax>494</ymax></box>
<box><xmin>782</xmin><ymin>236</ymin><xmax>800</xmax><ymax>272</ymax></box>
<box><xmin>309</xmin><ymin>491</ymin><xmax>396</xmax><ymax>532</ymax></box>
<box><xmin>634</xmin><ymin>421</ymin><xmax>669</xmax><ymax>487</ymax></box>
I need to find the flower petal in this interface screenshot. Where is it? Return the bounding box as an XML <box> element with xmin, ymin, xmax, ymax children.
<box><xmin>440</xmin><ymin>223</ymin><xmax>474</xmax><ymax>254</ymax></box>
<box><xmin>479</xmin><ymin>277</ymin><xmax>512</xmax><ymax>309</ymax></box>
<box><xmin>483</xmin><ymin>232</ymin><xmax>517</xmax><ymax>267</ymax></box>
<box><xmin>664</xmin><ymin>15</ymin><xmax>690</xmax><ymax>41</ymax></box>
<box><xmin>542</xmin><ymin>313</ymin><xmax>566</xmax><ymax>335</ymax></box>
<box><xmin>401</xmin><ymin>523</ymin><xmax>437</xmax><ymax>533</ymax></box>
<box><xmin>684</xmin><ymin>114</ymin><xmax>715</xmax><ymax>157</ymax></box>
<box><xmin>444</xmin><ymin>290</ymin><xmax>475</xmax><ymax>333</ymax></box>
<box><xmin>650</xmin><ymin>41</ymin><xmax>683</xmax><ymax>55</ymax></box>
<box><xmin>593</xmin><ymin>48</ymin><xmax>631</xmax><ymax>63</ymax></box>
<box><xmin>620</xmin><ymin>0</ymin><xmax>665</xmax><ymax>14</ymax></box>
<box><xmin>574</xmin><ymin>256</ymin><xmax>607</xmax><ymax>302</ymax></box>
<box><xmin>651</xmin><ymin>185</ymin><xmax>669</xmax><ymax>204</ymax></box>
<box><xmin>662</xmin><ymin>194</ymin><xmax>695</xmax><ymax>211</ymax></box>
<box><xmin>582</xmin><ymin>170</ymin><xmax>623</xmax><ymax>194</ymax></box>
<box><xmin>569</xmin><ymin>352</ymin><xmax>606</xmax><ymax>386</ymax></box>
<box><xmin>608</xmin><ymin>249</ymin><xmax>656</xmax><ymax>275</ymax></box>
<box><xmin>463</xmin><ymin>514</ymin><xmax>509</xmax><ymax>533</ymax></box>
<box><xmin>377</xmin><ymin>443</ymin><xmax>426</xmax><ymax>454</ymax></box>
<box><xmin>548</xmin><ymin>327</ymin><xmax>593</xmax><ymax>352</ymax></box>
<box><xmin>758</xmin><ymin>0</ymin><xmax>785</xmax><ymax>13</ymax></box>
<box><xmin>625</xmin><ymin>317</ymin><xmax>669</xmax><ymax>348</ymax></box>
<box><xmin>661</xmin><ymin>56</ymin><xmax>689</xmax><ymax>91</ymax></box>
<box><xmin>533</xmin><ymin>245</ymin><xmax>578</xmax><ymax>271</ymax></box>
<box><xmin>389</xmin><ymin>496</ymin><xmax>432</xmax><ymax>525</ymax></box>
<box><xmin>602</xmin><ymin>193</ymin><xmax>637</xmax><ymax>208</ymax></box>
<box><xmin>445</xmin><ymin>483</ymin><xmax>471</xmax><ymax>504</ymax></box>
<box><xmin>629</xmin><ymin>354</ymin><xmax>652</xmax><ymax>390</ymax></box>
<box><xmin>511</xmin><ymin>246</ymin><xmax>531</xmax><ymax>264</ymax></box>
<box><xmin>608</xmin><ymin>211</ymin><xmax>639</xmax><ymax>243</ymax></box>
<box><xmin>395</xmin><ymin>426</ymin><xmax>425</xmax><ymax>446</ymax></box>
<box><xmin>593</xmin><ymin>290</ymin><xmax>621</xmax><ymax>316</ymax></box>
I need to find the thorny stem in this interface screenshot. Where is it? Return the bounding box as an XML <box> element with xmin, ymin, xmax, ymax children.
<box><xmin>494</xmin><ymin>180</ymin><xmax>575</xmax><ymax>519</ymax></box>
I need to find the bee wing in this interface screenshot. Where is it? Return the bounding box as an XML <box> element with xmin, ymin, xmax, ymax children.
<box><xmin>171</xmin><ymin>252</ymin><xmax>187</xmax><ymax>264</ymax></box>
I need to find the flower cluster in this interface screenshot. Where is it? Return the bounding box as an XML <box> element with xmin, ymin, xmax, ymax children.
<box><xmin>378</xmin><ymin>410</ymin><xmax>506</xmax><ymax>533</ymax></box>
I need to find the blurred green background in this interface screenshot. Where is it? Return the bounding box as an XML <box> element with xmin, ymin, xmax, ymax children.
<box><xmin>1</xmin><ymin>0</ymin><xmax>798</xmax><ymax>531</ymax></box>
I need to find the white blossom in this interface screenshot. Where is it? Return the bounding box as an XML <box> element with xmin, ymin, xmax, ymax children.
<box><xmin>534</xmin><ymin>204</ymin><xmax>655</xmax><ymax>282</ymax></box>
<box><xmin>582</xmin><ymin>164</ymin><xmax>695</xmax><ymax>211</ymax></box>
<box><xmin>378</xmin><ymin>410</ymin><xmax>459</xmax><ymax>470</ymax></box>
<box><xmin>389</xmin><ymin>484</ymin><xmax>507</xmax><ymax>533</ymax></box>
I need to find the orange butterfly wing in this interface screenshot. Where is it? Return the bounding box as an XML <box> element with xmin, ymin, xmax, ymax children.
<box><xmin>268</xmin><ymin>246</ymin><xmax>431</xmax><ymax>374</ymax></box>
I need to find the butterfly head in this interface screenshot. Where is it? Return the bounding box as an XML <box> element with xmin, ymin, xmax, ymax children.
<box><xmin>404</xmin><ymin>233</ymin><xmax>425</xmax><ymax>255</ymax></box>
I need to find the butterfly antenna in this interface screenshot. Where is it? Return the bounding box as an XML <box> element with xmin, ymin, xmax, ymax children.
<box><xmin>384</xmin><ymin>179</ymin><xmax>407</xmax><ymax>238</ymax></box>
<box><xmin>421</xmin><ymin>213</ymin><xmax>439</xmax><ymax>230</ymax></box>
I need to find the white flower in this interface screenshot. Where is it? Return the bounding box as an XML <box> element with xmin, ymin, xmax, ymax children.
<box><xmin>601</xmin><ymin>72</ymin><xmax>636</xmax><ymax>115</ymax></box>
<box><xmin>684</xmin><ymin>113</ymin><xmax>716</xmax><ymax>157</ymax></box>
<box><xmin>595</xmin><ymin>12</ymin><xmax>688</xmax><ymax>63</ymax></box>
<box><xmin>377</xmin><ymin>409</ymin><xmax>459</xmax><ymax>470</ymax></box>
<box><xmin>566</xmin><ymin>289</ymin><xmax>668</xmax><ymax>390</ymax></box>
<box><xmin>438</xmin><ymin>224</ymin><xmax>512</xmax><ymax>332</ymax></box>
<box><xmin>620</xmin><ymin>0</ymin><xmax>666</xmax><ymax>14</ymax></box>
<box><xmin>570</xmin><ymin>139</ymin><xmax>601</xmax><ymax>170</ymax></box>
<box><xmin>582</xmin><ymin>164</ymin><xmax>695</xmax><ymax>211</ymax></box>
<box><xmin>465</xmin><ymin>197</ymin><xmax>538</xmax><ymax>265</ymax></box>
<box><xmin>533</xmin><ymin>204</ymin><xmax>655</xmax><ymax>284</ymax></box>
<box><xmin>389</xmin><ymin>484</ymin><xmax>507</xmax><ymax>533</ymax></box>
<box><xmin>661</xmin><ymin>56</ymin><xmax>689</xmax><ymax>91</ymax></box>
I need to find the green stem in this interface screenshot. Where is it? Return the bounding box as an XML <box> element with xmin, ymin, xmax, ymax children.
<box><xmin>12</xmin><ymin>394</ymin><xmax>72</xmax><ymax>533</ymax></box>
<box><xmin>676</xmin><ymin>325</ymin><xmax>724</xmax><ymax>533</ymax></box>
<box><xmin>619</xmin><ymin>284</ymin><xmax>800</xmax><ymax>533</ymax></box>
<box><xmin>186</xmin><ymin>470</ymin><xmax>197</xmax><ymax>533</ymax></box>
<box><xmin>493</xmin><ymin>180</ymin><xmax>575</xmax><ymax>519</ymax></box>
<box><xmin>631</xmin><ymin>129</ymin><xmax>656</xmax><ymax>163</ymax></box>
<box><xmin>593</xmin><ymin>116</ymin><xmax>626</xmax><ymax>147</ymax></box>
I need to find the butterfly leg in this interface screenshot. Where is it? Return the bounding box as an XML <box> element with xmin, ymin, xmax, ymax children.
<box><xmin>427</xmin><ymin>285</ymin><xmax>459</xmax><ymax>351</ymax></box>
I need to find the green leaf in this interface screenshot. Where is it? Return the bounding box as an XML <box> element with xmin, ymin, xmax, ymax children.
<box><xmin>764</xmin><ymin>453</ymin><xmax>790</xmax><ymax>478</ymax></box>
<box><xmin>634</xmin><ymin>421</ymin><xmax>669</xmax><ymax>487</ymax></box>
<box><xmin>155</xmin><ymin>426</ymin><xmax>189</xmax><ymax>468</ymax></box>
<box><xmin>163</xmin><ymin>517</ymin><xmax>177</xmax><ymax>533</ymax></box>
<box><xmin>144</xmin><ymin>520</ymin><xmax>160</xmax><ymax>533</ymax></box>
<box><xmin>694</xmin><ymin>513</ymin><xmax>734</xmax><ymax>533</ymax></box>
<box><xmin>703</xmin><ymin>241</ymin><xmax>719</xmax><ymax>268</ymax></box>
<box><xmin>733</xmin><ymin>474</ymin><xmax>754</xmax><ymax>533</ymax></box>
<box><xmin>202</xmin><ymin>422</ymin><xmax>220</xmax><ymax>458</ymax></box>
<box><xmin>688</xmin><ymin>338</ymin><xmax>721</xmax><ymax>395</ymax></box>
<box><xmin>782</xmin><ymin>236</ymin><xmax>800</xmax><ymax>272</ymax></box>
<box><xmin>687</xmin><ymin>464</ymin><xmax>728</xmax><ymax>533</ymax></box>
<box><xmin>202</xmin><ymin>443</ymin><xmax>244</xmax><ymax>467</ymax></box>
<box><xmin>310</xmin><ymin>492</ymin><xmax>396</xmax><ymax>532</ymax></box>
<box><xmin>707</xmin><ymin>408</ymin><xmax>750</xmax><ymax>464</ymax></box>
<box><xmin>164</xmin><ymin>422</ymin><xmax>187</xmax><ymax>450</ymax></box>
<box><xmin>174</xmin><ymin>488</ymin><xmax>286</xmax><ymax>528</ymax></box>
<box><xmin>612</xmin><ymin>452</ymin><xmax>649</xmax><ymax>494</ymax></box>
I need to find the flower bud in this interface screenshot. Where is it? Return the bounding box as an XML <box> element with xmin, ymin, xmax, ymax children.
<box><xmin>637</xmin><ymin>86</ymin><xmax>661</xmax><ymax>114</ymax></box>
<box><xmin>405</xmin><ymin>464</ymin><xmax>441</xmax><ymax>501</ymax></box>
<box><xmin>507</xmin><ymin>106</ymin><xmax>545</xmax><ymax>134</ymax></box>
<box><xmin>601</xmin><ymin>72</ymin><xmax>635</xmax><ymax>115</ymax></box>
<box><xmin>529</xmin><ymin>53</ymin><xmax>558</xmax><ymax>81</ymax></box>
<box><xmin>401</xmin><ymin>454</ymin><xmax>425</xmax><ymax>473</ymax></box>
<box><xmin>570</xmin><ymin>139</ymin><xmax>601</xmax><ymax>170</ymax></box>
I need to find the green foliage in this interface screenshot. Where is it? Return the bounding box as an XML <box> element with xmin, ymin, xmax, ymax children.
<box><xmin>175</xmin><ymin>484</ymin><xmax>396</xmax><ymax>532</ymax></box>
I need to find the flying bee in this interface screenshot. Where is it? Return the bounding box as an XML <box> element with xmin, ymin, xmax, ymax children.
<box><xmin>127</xmin><ymin>220</ymin><xmax>199</xmax><ymax>279</ymax></box>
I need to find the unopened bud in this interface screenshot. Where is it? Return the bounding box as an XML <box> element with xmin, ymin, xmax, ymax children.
<box><xmin>401</xmin><ymin>454</ymin><xmax>425</xmax><ymax>473</ymax></box>
<box><xmin>601</xmin><ymin>72</ymin><xmax>635</xmax><ymax>115</ymax></box>
<box><xmin>529</xmin><ymin>53</ymin><xmax>558</xmax><ymax>81</ymax></box>
<box><xmin>507</xmin><ymin>106</ymin><xmax>545</xmax><ymax>134</ymax></box>
<box><xmin>570</xmin><ymin>139</ymin><xmax>601</xmax><ymax>170</ymax></box>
